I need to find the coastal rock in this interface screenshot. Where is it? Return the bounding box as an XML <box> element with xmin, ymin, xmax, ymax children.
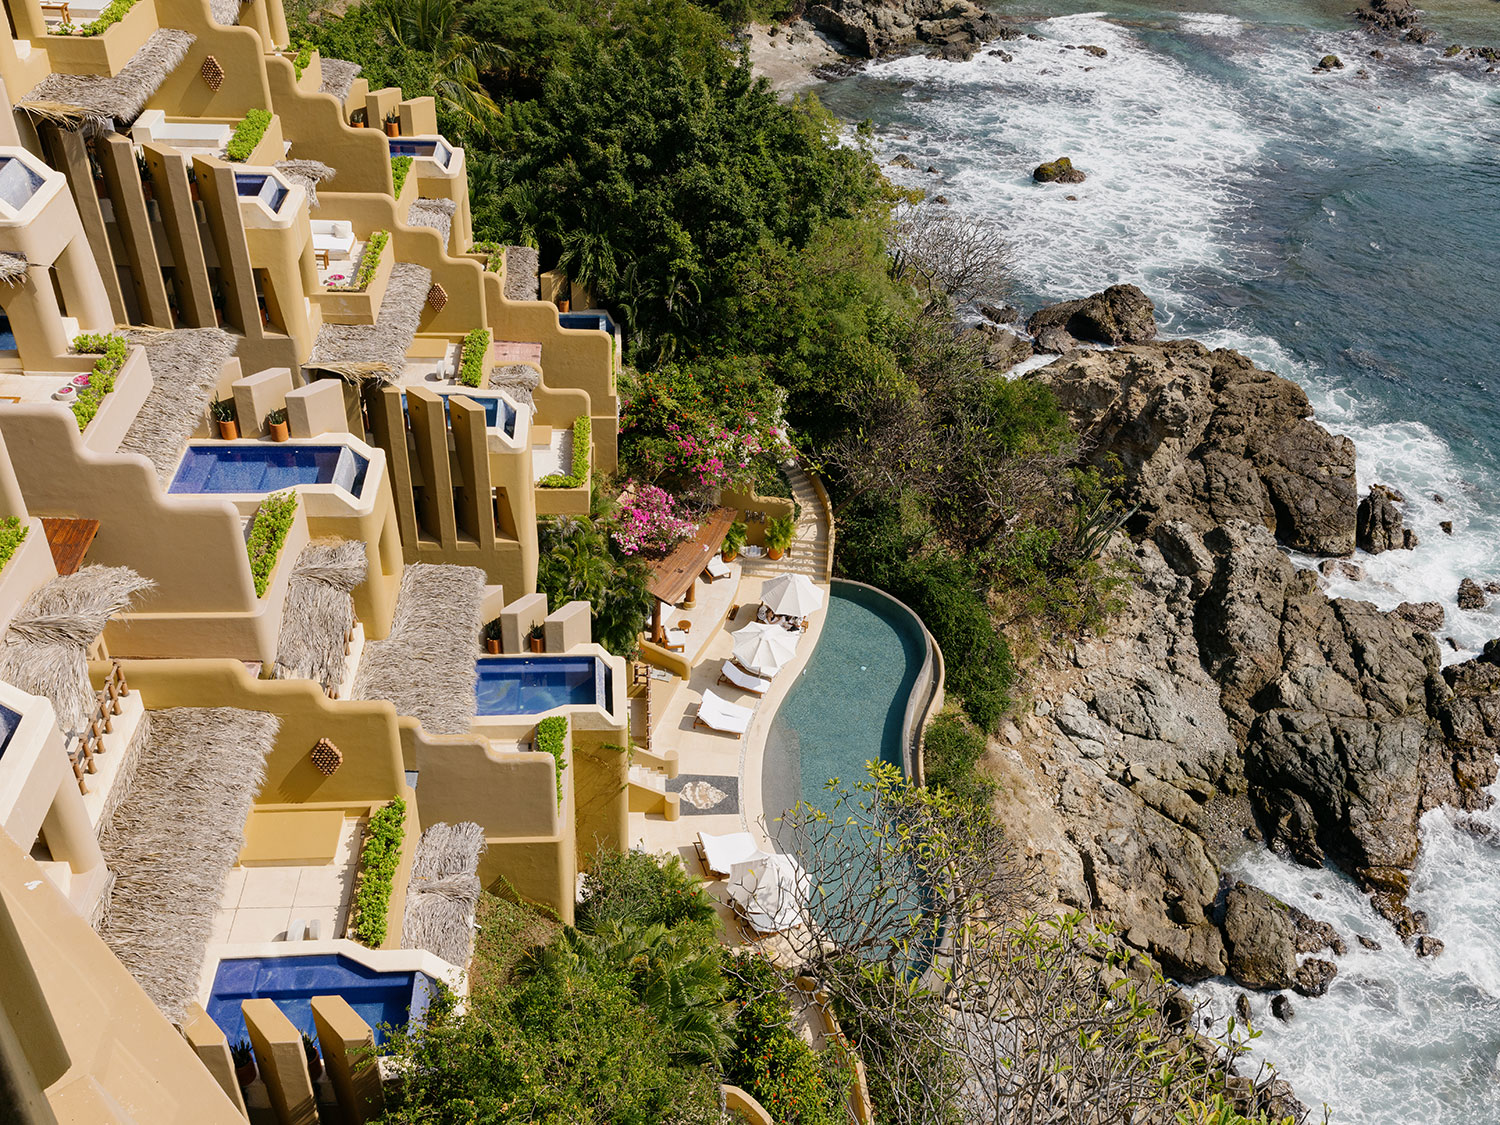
<box><xmin>1027</xmin><ymin>284</ymin><xmax>1156</xmax><ymax>349</ymax></box>
<box><xmin>806</xmin><ymin>0</ymin><xmax>1007</xmax><ymax>60</ymax></box>
<box><xmin>1033</xmin><ymin>156</ymin><xmax>1087</xmax><ymax>184</ymax></box>
<box><xmin>1442</xmin><ymin>520</ymin><xmax>1454</xmax><ymax>534</ymax></box>
<box><xmin>979</xmin><ymin>302</ymin><xmax>1022</xmax><ymax>324</ymax></box>
<box><xmin>1458</xmin><ymin>578</ymin><xmax>1488</xmax><ymax>609</ymax></box>
<box><xmin>973</xmin><ymin>325</ymin><xmax>1034</xmax><ymax>372</ymax></box>
<box><xmin>1294</xmin><ymin>958</ymin><xmax>1338</xmax><ymax>997</ymax></box>
<box><xmin>1415</xmin><ymin>935</ymin><xmax>1445</xmax><ymax>957</ymax></box>
<box><xmin>1222</xmin><ymin>883</ymin><xmax>1298</xmax><ymax>989</ymax></box>
<box><xmin>1271</xmin><ymin>994</ymin><xmax>1295</xmax><ymax>1022</ymax></box>
<box><xmin>1357</xmin><ymin>934</ymin><xmax>1382</xmax><ymax>950</ymax></box>
<box><xmin>1065</xmin><ymin>43</ymin><xmax>1109</xmax><ymax>57</ymax></box>
<box><xmin>1235</xmin><ymin>992</ymin><xmax>1252</xmax><ymax>1021</ymax></box>
<box><xmin>1357</xmin><ymin>483</ymin><xmax>1409</xmax><ymax>554</ymax></box>
<box><xmin>1395</xmin><ymin>602</ymin><xmax>1445</xmax><ymax>631</ymax></box>
<box><xmin>1318</xmin><ymin>54</ymin><xmax>1345</xmax><ymax>70</ymax></box>
<box><xmin>888</xmin><ymin>153</ymin><xmax>916</xmax><ymax>168</ymax></box>
<box><xmin>1353</xmin><ymin>0</ymin><xmax>1427</xmax><ymax>38</ymax></box>
<box><xmin>1321</xmin><ymin>558</ymin><xmax>1366</xmax><ymax>582</ymax></box>
<box><xmin>1032</xmin><ymin>340</ymin><xmax>1358</xmax><ymax>555</ymax></box>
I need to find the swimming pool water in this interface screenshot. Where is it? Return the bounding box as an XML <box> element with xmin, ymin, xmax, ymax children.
<box><xmin>206</xmin><ymin>953</ymin><xmax>433</xmax><ymax>1047</ymax></box>
<box><xmin>402</xmin><ymin>391</ymin><xmax>517</xmax><ymax>436</ymax></box>
<box><xmin>0</xmin><ymin>704</ymin><xmax>20</xmax><ymax>760</ymax></box>
<box><xmin>474</xmin><ymin>655</ymin><xmax>610</xmax><ymax>715</ymax></box>
<box><xmin>762</xmin><ymin>581</ymin><xmax>925</xmax><ymax>821</ymax></box>
<box><xmin>169</xmin><ymin>445</ymin><xmax>369</xmax><ymax>496</ymax></box>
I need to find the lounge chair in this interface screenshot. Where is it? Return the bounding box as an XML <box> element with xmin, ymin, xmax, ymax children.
<box><xmin>718</xmin><ymin>661</ymin><xmax>770</xmax><ymax>696</ymax></box>
<box><xmin>694</xmin><ymin>689</ymin><xmax>754</xmax><ymax>735</ymax></box>
<box><xmin>696</xmin><ymin>830</ymin><xmax>764</xmax><ymax>878</ymax></box>
<box><xmin>663</xmin><ymin>627</ymin><xmax>688</xmax><ymax>652</ymax></box>
<box><xmin>704</xmin><ymin>554</ymin><xmax>733</xmax><ymax>581</ymax></box>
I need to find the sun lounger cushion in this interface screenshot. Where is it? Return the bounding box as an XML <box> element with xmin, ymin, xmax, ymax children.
<box><xmin>720</xmin><ymin>661</ymin><xmax>770</xmax><ymax>694</ymax></box>
<box><xmin>697</xmin><ymin>689</ymin><xmax>753</xmax><ymax>734</ymax></box>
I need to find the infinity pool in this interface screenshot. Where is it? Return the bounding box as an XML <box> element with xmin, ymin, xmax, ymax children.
<box><xmin>475</xmin><ymin>655</ymin><xmax>611</xmax><ymax>715</ymax></box>
<box><xmin>169</xmin><ymin>445</ymin><xmax>369</xmax><ymax>496</ymax></box>
<box><xmin>206</xmin><ymin>953</ymin><xmax>433</xmax><ymax>1046</ymax></box>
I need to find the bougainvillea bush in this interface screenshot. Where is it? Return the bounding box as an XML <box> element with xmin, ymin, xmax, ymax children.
<box><xmin>619</xmin><ymin>356</ymin><xmax>793</xmax><ymax>493</ymax></box>
<box><xmin>612</xmin><ymin>484</ymin><xmax>694</xmax><ymax>557</ymax></box>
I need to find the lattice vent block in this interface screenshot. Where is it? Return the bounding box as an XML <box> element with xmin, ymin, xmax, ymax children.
<box><xmin>426</xmin><ymin>283</ymin><xmax>448</xmax><ymax>312</ymax></box>
<box><xmin>310</xmin><ymin>737</ymin><xmax>342</xmax><ymax>776</ymax></box>
<box><xmin>200</xmin><ymin>55</ymin><xmax>225</xmax><ymax>92</ymax></box>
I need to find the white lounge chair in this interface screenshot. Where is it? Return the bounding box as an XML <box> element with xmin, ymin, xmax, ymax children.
<box><xmin>696</xmin><ymin>830</ymin><xmax>765</xmax><ymax>878</ymax></box>
<box><xmin>718</xmin><ymin>660</ymin><xmax>770</xmax><ymax>696</ymax></box>
<box><xmin>694</xmin><ymin>689</ymin><xmax>754</xmax><ymax>735</ymax></box>
<box><xmin>311</xmin><ymin>220</ymin><xmax>356</xmax><ymax>262</ymax></box>
<box><xmin>663</xmin><ymin>627</ymin><xmax>688</xmax><ymax>652</ymax></box>
<box><xmin>703</xmin><ymin>554</ymin><xmax>733</xmax><ymax>581</ymax></box>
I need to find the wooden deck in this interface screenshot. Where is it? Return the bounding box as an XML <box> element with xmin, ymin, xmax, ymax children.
<box><xmin>41</xmin><ymin>517</ymin><xmax>99</xmax><ymax>575</ymax></box>
<box><xmin>648</xmin><ymin>507</ymin><xmax>737</xmax><ymax>608</ymax></box>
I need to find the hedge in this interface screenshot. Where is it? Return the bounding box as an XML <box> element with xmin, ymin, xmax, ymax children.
<box><xmin>226</xmin><ymin>109</ymin><xmax>272</xmax><ymax>162</ymax></box>
<box><xmin>246</xmin><ymin>490</ymin><xmax>297</xmax><ymax>597</ymax></box>
<box><xmin>0</xmin><ymin>517</ymin><xmax>27</xmax><ymax>573</ymax></box>
<box><xmin>539</xmin><ymin>415</ymin><xmax>591</xmax><ymax>488</ymax></box>
<box><xmin>391</xmin><ymin>155</ymin><xmax>413</xmax><ymax>196</ymax></box>
<box><xmin>536</xmin><ymin>715</ymin><xmax>568</xmax><ymax>803</ymax></box>
<box><xmin>458</xmin><ymin>328</ymin><xmax>490</xmax><ymax>388</ymax></box>
<box><xmin>71</xmin><ymin>334</ymin><xmax>127</xmax><ymax>432</ymax></box>
<box><xmin>469</xmin><ymin>240</ymin><xmax>504</xmax><ymax>271</ymax></box>
<box><xmin>69</xmin><ymin>0</ymin><xmax>135</xmax><ymax>36</ymax></box>
<box><xmin>329</xmin><ymin>230</ymin><xmax>388</xmax><ymax>291</ymax></box>
<box><xmin>291</xmin><ymin>42</ymin><xmax>313</xmax><ymax>79</ymax></box>
<box><xmin>351</xmin><ymin>798</ymin><xmax>406</xmax><ymax>946</ymax></box>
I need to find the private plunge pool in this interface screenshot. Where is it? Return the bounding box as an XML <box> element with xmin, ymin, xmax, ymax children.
<box><xmin>169</xmin><ymin>444</ymin><xmax>370</xmax><ymax>497</ymax></box>
<box><xmin>475</xmin><ymin>655</ymin><xmax>612</xmax><ymax>716</ymax></box>
<box><xmin>206</xmin><ymin>953</ymin><xmax>436</xmax><ymax>1046</ymax></box>
<box><xmin>763</xmin><ymin>580</ymin><xmax>932</xmax><ymax>822</ymax></box>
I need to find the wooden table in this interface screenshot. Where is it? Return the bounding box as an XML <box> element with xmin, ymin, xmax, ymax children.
<box><xmin>647</xmin><ymin>507</ymin><xmax>737</xmax><ymax>642</ymax></box>
<box><xmin>41</xmin><ymin>517</ymin><xmax>99</xmax><ymax>576</ymax></box>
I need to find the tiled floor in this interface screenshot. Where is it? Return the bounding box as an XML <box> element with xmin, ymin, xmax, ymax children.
<box><xmin>212</xmin><ymin>819</ymin><xmax>361</xmax><ymax>945</ymax></box>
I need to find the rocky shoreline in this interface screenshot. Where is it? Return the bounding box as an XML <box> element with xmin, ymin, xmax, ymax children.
<box><xmin>982</xmin><ymin>289</ymin><xmax>1500</xmax><ymax>1011</ymax></box>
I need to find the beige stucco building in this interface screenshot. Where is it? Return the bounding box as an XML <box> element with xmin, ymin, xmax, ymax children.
<box><xmin>0</xmin><ymin>1</ymin><xmax>631</xmax><ymax>1120</ymax></box>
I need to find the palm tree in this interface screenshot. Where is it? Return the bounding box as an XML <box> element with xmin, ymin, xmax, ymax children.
<box><xmin>380</xmin><ymin>0</ymin><xmax>507</xmax><ymax>129</ymax></box>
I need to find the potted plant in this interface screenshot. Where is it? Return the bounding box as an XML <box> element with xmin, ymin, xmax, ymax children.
<box><xmin>722</xmin><ymin>520</ymin><xmax>747</xmax><ymax>562</ymax></box>
<box><xmin>528</xmin><ymin>623</ymin><xmax>545</xmax><ymax>653</ymax></box>
<box><xmin>384</xmin><ymin>111</ymin><xmax>401</xmax><ymax>137</ymax></box>
<box><xmin>211</xmin><ymin>397</ymin><xmax>238</xmax><ymax>440</ymax></box>
<box><xmin>302</xmin><ymin>1032</ymin><xmax>322</xmax><ymax>1082</ymax></box>
<box><xmin>265</xmin><ymin>407</ymin><xmax>289</xmax><ymax>442</ymax></box>
<box><xmin>187</xmin><ymin>166</ymin><xmax>200</xmax><ymax>202</ymax></box>
<box><xmin>231</xmin><ymin>1040</ymin><xmax>256</xmax><ymax>1087</ymax></box>
<box><xmin>765</xmin><ymin>514</ymin><xmax>795</xmax><ymax>561</ymax></box>
<box><xmin>483</xmin><ymin>618</ymin><xmax>502</xmax><ymax>655</ymax></box>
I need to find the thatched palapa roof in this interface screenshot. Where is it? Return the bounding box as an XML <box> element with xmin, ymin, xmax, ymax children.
<box><xmin>96</xmin><ymin>707</ymin><xmax>278</xmax><ymax>1024</ymax></box>
<box><xmin>408</xmin><ymin>197</ymin><xmax>456</xmax><ymax>247</ymax></box>
<box><xmin>273</xmin><ymin>539</ymin><xmax>368</xmax><ymax>691</ymax></box>
<box><xmin>503</xmin><ymin>246</ymin><xmax>540</xmax><ymax>302</ymax></box>
<box><xmin>308</xmin><ymin>262</ymin><xmax>431</xmax><ymax>382</ymax></box>
<box><xmin>353</xmin><ymin>563</ymin><xmax>482</xmax><ymax>735</ymax></box>
<box><xmin>0</xmin><ymin>252</ymin><xmax>28</xmax><ymax>285</ymax></box>
<box><xmin>401</xmin><ymin>821</ymin><xmax>486</xmax><ymax>968</ymax></box>
<box><xmin>275</xmin><ymin>158</ymin><xmax>335</xmax><ymax>209</ymax></box>
<box><xmin>18</xmin><ymin>30</ymin><xmax>195</xmax><ymax>134</ymax></box>
<box><xmin>209</xmin><ymin>0</ymin><xmax>238</xmax><ymax>24</ymax></box>
<box><xmin>319</xmin><ymin>58</ymin><xmax>362</xmax><ymax>102</ymax></box>
<box><xmin>490</xmin><ymin>362</ymin><xmax>540</xmax><ymax>408</ymax></box>
<box><xmin>117</xmin><ymin>327</ymin><xmax>237</xmax><ymax>480</ymax></box>
<box><xmin>0</xmin><ymin>567</ymin><xmax>153</xmax><ymax>736</ymax></box>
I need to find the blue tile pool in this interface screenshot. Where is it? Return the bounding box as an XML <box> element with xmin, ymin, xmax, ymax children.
<box><xmin>402</xmin><ymin>392</ymin><xmax>517</xmax><ymax>436</ymax></box>
<box><xmin>475</xmin><ymin>655</ymin><xmax>612</xmax><ymax>715</ymax></box>
<box><xmin>388</xmin><ymin>138</ymin><xmax>453</xmax><ymax>168</ymax></box>
<box><xmin>207</xmin><ymin>953</ymin><xmax>434</xmax><ymax>1047</ymax></box>
<box><xmin>558</xmin><ymin>312</ymin><xmax>616</xmax><ymax>335</ymax></box>
<box><xmin>169</xmin><ymin>445</ymin><xmax>369</xmax><ymax>497</ymax></box>
<box><xmin>235</xmin><ymin>173</ymin><xmax>288</xmax><ymax>214</ymax></box>
<box><xmin>0</xmin><ymin>704</ymin><xmax>20</xmax><ymax>761</ymax></box>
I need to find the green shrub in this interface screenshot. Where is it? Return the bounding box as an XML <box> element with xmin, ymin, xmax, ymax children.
<box><xmin>458</xmin><ymin>328</ymin><xmax>490</xmax><ymax>388</ymax></box>
<box><xmin>575</xmin><ymin>848</ymin><xmax>717</xmax><ymax>934</ymax></box>
<box><xmin>391</xmin><ymin>155</ymin><xmax>413</xmax><ymax>196</ymax></box>
<box><xmin>225</xmin><ymin>108</ymin><xmax>272</xmax><ymax>162</ymax></box>
<box><xmin>921</xmin><ymin>708</ymin><xmax>993</xmax><ymax>806</ymax></box>
<box><xmin>291</xmin><ymin>42</ymin><xmax>313</xmax><ymax>78</ymax></box>
<box><xmin>539</xmin><ymin>415</ymin><xmax>590</xmax><ymax>488</ymax></box>
<box><xmin>535</xmin><ymin>715</ymin><xmax>568</xmax><ymax>803</ymax></box>
<box><xmin>0</xmin><ymin>517</ymin><xmax>28</xmax><ymax>572</ymax></box>
<box><xmin>76</xmin><ymin>0</ymin><xmax>137</xmax><ymax>36</ymax></box>
<box><xmin>70</xmin><ymin>334</ymin><xmax>127</xmax><ymax>432</ymax></box>
<box><xmin>245</xmin><ymin>490</ymin><xmax>297</xmax><ymax>597</ymax></box>
<box><xmin>329</xmin><ymin>230</ymin><xmax>388</xmax><ymax>292</ymax></box>
<box><xmin>352</xmin><ymin>797</ymin><xmax>406</xmax><ymax>946</ymax></box>
<box><xmin>470</xmin><ymin>240</ymin><xmax>504</xmax><ymax>271</ymax></box>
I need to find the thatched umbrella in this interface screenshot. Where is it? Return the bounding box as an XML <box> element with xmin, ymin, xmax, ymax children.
<box><xmin>0</xmin><ymin>566</ymin><xmax>153</xmax><ymax>736</ymax></box>
<box><xmin>353</xmin><ymin>563</ymin><xmax>483</xmax><ymax>735</ymax></box>
<box><xmin>401</xmin><ymin>821</ymin><xmax>486</xmax><ymax>969</ymax></box>
<box><xmin>18</xmin><ymin>30</ymin><xmax>195</xmax><ymax>134</ymax></box>
<box><xmin>407</xmin><ymin>197</ymin><xmax>456</xmax><ymax>246</ymax></box>
<box><xmin>275</xmin><ymin>159</ymin><xmax>335</xmax><ymax>209</ymax></box>
<box><xmin>117</xmin><ymin>327</ymin><xmax>237</xmax><ymax>480</ymax></box>
<box><xmin>273</xmin><ymin>539</ymin><xmax>368</xmax><ymax>691</ymax></box>
<box><xmin>97</xmin><ymin>706</ymin><xmax>279</xmax><ymax>1024</ymax></box>
<box><xmin>308</xmin><ymin>262</ymin><xmax>431</xmax><ymax>382</ymax></box>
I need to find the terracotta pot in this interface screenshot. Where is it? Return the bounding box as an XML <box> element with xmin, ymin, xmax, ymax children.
<box><xmin>529</xmin><ymin>635</ymin><xmax>544</xmax><ymax>653</ymax></box>
<box><xmin>217</xmin><ymin>419</ymin><xmax>239</xmax><ymax>440</ymax></box>
<box><xmin>722</xmin><ymin>548</ymin><xmax>737</xmax><ymax>562</ymax></box>
<box><xmin>269</xmin><ymin>421</ymin><xmax>289</xmax><ymax>442</ymax></box>
<box><xmin>235</xmin><ymin>1061</ymin><xmax>256</xmax><ymax>1087</ymax></box>
<box><xmin>485</xmin><ymin>638</ymin><xmax>500</xmax><ymax>654</ymax></box>
<box><xmin>767</xmin><ymin>547</ymin><xmax>785</xmax><ymax>561</ymax></box>
<box><xmin>384</xmin><ymin>121</ymin><xmax>400</xmax><ymax>137</ymax></box>
<box><xmin>307</xmin><ymin>1055</ymin><xmax>322</xmax><ymax>1082</ymax></box>
<box><xmin>558</xmin><ymin>299</ymin><xmax>570</xmax><ymax>313</ymax></box>
<box><xmin>189</xmin><ymin>182</ymin><xmax>200</xmax><ymax>202</ymax></box>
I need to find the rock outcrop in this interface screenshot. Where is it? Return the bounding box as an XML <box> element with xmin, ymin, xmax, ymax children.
<box><xmin>807</xmin><ymin>0</ymin><xmax>1008</xmax><ymax>60</ymax></box>
<box><xmin>1033</xmin><ymin>156</ymin><xmax>1087</xmax><ymax>184</ymax></box>
<box><xmin>1027</xmin><ymin>284</ymin><xmax>1157</xmax><ymax>350</ymax></box>
<box><xmin>1459</xmin><ymin>578</ymin><xmax>1488</xmax><ymax>610</ymax></box>
<box><xmin>985</xmin><ymin>336</ymin><xmax>1500</xmax><ymax>993</ymax></box>
<box><xmin>1357</xmin><ymin>484</ymin><xmax>1415</xmax><ymax>553</ymax></box>
<box><xmin>1037</xmin><ymin>340</ymin><xmax>1358</xmax><ymax>555</ymax></box>
<box><xmin>1352</xmin><ymin>0</ymin><xmax>1432</xmax><ymax>42</ymax></box>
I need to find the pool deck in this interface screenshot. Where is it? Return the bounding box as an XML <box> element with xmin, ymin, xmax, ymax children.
<box><xmin>633</xmin><ymin>466</ymin><xmax>833</xmax><ymax>943</ymax></box>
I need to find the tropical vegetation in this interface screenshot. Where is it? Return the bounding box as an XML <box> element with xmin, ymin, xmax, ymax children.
<box><xmin>225</xmin><ymin>108</ymin><xmax>272</xmax><ymax>162</ymax></box>
<box><xmin>458</xmin><ymin>327</ymin><xmax>490</xmax><ymax>388</ymax></box>
<box><xmin>535</xmin><ymin>515</ymin><xmax>653</xmax><ymax>656</ymax></box>
<box><xmin>245</xmin><ymin>490</ymin><xmax>297</xmax><ymax>597</ymax></box>
<box><xmin>0</xmin><ymin>516</ymin><xmax>27</xmax><ymax>572</ymax></box>
<box><xmin>70</xmin><ymin>334</ymin><xmax>127</xmax><ymax>431</ymax></box>
<box><xmin>351</xmin><ymin>797</ymin><xmax>406</xmax><ymax>946</ymax></box>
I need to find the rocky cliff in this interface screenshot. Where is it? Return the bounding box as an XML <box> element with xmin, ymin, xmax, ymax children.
<box><xmin>806</xmin><ymin>0</ymin><xmax>1010</xmax><ymax>60</ymax></box>
<box><xmin>988</xmin><ymin>311</ymin><xmax>1500</xmax><ymax>1000</ymax></box>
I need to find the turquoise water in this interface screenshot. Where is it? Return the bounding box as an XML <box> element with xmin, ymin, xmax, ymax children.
<box><xmin>761</xmin><ymin>581</ymin><xmax>925</xmax><ymax>821</ymax></box>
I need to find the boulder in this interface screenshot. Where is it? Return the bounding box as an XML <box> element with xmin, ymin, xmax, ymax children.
<box><xmin>1027</xmin><ymin>284</ymin><xmax>1156</xmax><ymax>349</ymax></box>
<box><xmin>1458</xmin><ymin>578</ymin><xmax>1488</xmax><ymax>609</ymax></box>
<box><xmin>1415</xmin><ymin>935</ymin><xmax>1445</xmax><ymax>957</ymax></box>
<box><xmin>1222</xmin><ymin>883</ymin><xmax>1298</xmax><ymax>989</ymax></box>
<box><xmin>1353</xmin><ymin>0</ymin><xmax>1427</xmax><ymax>37</ymax></box>
<box><xmin>1321</xmin><ymin>558</ymin><xmax>1366</xmax><ymax>582</ymax></box>
<box><xmin>1271</xmin><ymin>993</ymin><xmax>1295</xmax><ymax>1022</ymax></box>
<box><xmin>888</xmin><ymin>153</ymin><xmax>916</xmax><ymax>168</ymax></box>
<box><xmin>807</xmin><ymin>0</ymin><xmax>1007</xmax><ymax>59</ymax></box>
<box><xmin>1318</xmin><ymin>53</ymin><xmax>1345</xmax><ymax>69</ymax></box>
<box><xmin>979</xmin><ymin>302</ymin><xmax>1022</xmax><ymax>324</ymax></box>
<box><xmin>1357</xmin><ymin>933</ymin><xmax>1382</xmax><ymax>950</ymax></box>
<box><xmin>1395</xmin><ymin>601</ymin><xmax>1445</xmax><ymax>631</ymax></box>
<box><xmin>977</xmin><ymin>327</ymin><xmax>1034</xmax><ymax>372</ymax></box>
<box><xmin>1356</xmin><ymin>483</ymin><xmax>1409</xmax><ymax>554</ymax></box>
<box><xmin>1235</xmin><ymin>992</ymin><xmax>1252</xmax><ymax>1021</ymax></box>
<box><xmin>1033</xmin><ymin>156</ymin><xmax>1087</xmax><ymax>184</ymax></box>
<box><xmin>1294</xmin><ymin>958</ymin><xmax>1338</xmax><ymax>997</ymax></box>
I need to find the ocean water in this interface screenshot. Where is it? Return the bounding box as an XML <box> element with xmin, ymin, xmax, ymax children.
<box><xmin>814</xmin><ymin>7</ymin><xmax>1500</xmax><ymax>1120</ymax></box>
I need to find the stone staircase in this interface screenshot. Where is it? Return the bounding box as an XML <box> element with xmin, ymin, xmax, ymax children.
<box><xmin>745</xmin><ymin>463</ymin><xmax>832</xmax><ymax>581</ymax></box>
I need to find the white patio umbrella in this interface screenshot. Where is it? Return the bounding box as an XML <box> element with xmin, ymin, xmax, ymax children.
<box><xmin>732</xmin><ymin>621</ymin><xmax>800</xmax><ymax>676</ymax></box>
<box><xmin>728</xmin><ymin>853</ymin><xmax>810</xmax><ymax>933</ymax></box>
<box><xmin>759</xmin><ymin>573</ymin><xmax>824</xmax><ymax>618</ymax></box>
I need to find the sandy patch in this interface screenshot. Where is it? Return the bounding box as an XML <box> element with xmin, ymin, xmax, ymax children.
<box><xmin>746</xmin><ymin>20</ymin><xmax>857</xmax><ymax>97</ymax></box>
